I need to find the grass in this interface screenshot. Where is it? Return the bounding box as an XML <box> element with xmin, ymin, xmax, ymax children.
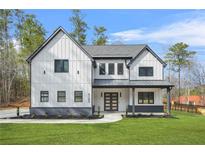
<box><xmin>0</xmin><ymin>111</ymin><xmax>205</xmax><ymax>145</ymax></box>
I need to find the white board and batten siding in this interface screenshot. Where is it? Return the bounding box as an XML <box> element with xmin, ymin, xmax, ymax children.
<box><xmin>93</xmin><ymin>88</ymin><xmax>129</xmax><ymax>111</ymax></box>
<box><xmin>94</xmin><ymin>88</ymin><xmax>163</xmax><ymax>111</ymax></box>
<box><xmin>31</xmin><ymin>31</ymin><xmax>92</xmax><ymax>108</ymax></box>
<box><xmin>130</xmin><ymin>50</ymin><xmax>163</xmax><ymax>80</ymax></box>
<box><xmin>94</xmin><ymin>59</ymin><xmax>129</xmax><ymax>80</ymax></box>
<box><xmin>129</xmin><ymin>88</ymin><xmax>163</xmax><ymax>106</ymax></box>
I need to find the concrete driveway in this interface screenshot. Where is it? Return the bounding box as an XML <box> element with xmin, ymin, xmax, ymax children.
<box><xmin>0</xmin><ymin>111</ymin><xmax>123</xmax><ymax>124</ymax></box>
<box><xmin>0</xmin><ymin>108</ymin><xmax>29</xmax><ymax>119</ymax></box>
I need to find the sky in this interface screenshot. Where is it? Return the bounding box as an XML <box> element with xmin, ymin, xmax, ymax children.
<box><xmin>24</xmin><ymin>9</ymin><xmax>205</xmax><ymax>63</ymax></box>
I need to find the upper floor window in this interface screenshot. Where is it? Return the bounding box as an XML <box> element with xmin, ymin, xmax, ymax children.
<box><xmin>139</xmin><ymin>67</ymin><xmax>153</xmax><ymax>76</ymax></box>
<box><xmin>99</xmin><ymin>63</ymin><xmax>106</xmax><ymax>75</ymax></box>
<box><xmin>55</xmin><ymin>59</ymin><xmax>69</xmax><ymax>73</ymax></box>
<box><xmin>57</xmin><ymin>91</ymin><xmax>66</xmax><ymax>102</ymax></box>
<box><xmin>117</xmin><ymin>63</ymin><xmax>124</xmax><ymax>75</ymax></box>
<box><xmin>138</xmin><ymin>92</ymin><xmax>154</xmax><ymax>104</ymax></box>
<box><xmin>40</xmin><ymin>91</ymin><xmax>49</xmax><ymax>102</ymax></box>
<box><xmin>108</xmin><ymin>63</ymin><xmax>115</xmax><ymax>75</ymax></box>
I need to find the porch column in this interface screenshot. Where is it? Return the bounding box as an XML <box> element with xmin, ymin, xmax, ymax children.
<box><xmin>132</xmin><ymin>88</ymin><xmax>135</xmax><ymax>115</ymax></box>
<box><xmin>167</xmin><ymin>87</ymin><xmax>171</xmax><ymax>115</ymax></box>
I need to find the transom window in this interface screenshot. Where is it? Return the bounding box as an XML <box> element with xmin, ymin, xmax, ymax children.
<box><xmin>57</xmin><ymin>91</ymin><xmax>66</xmax><ymax>102</ymax></box>
<box><xmin>99</xmin><ymin>63</ymin><xmax>106</xmax><ymax>75</ymax></box>
<box><xmin>138</xmin><ymin>92</ymin><xmax>154</xmax><ymax>104</ymax></box>
<box><xmin>55</xmin><ymin>59</ymin><xmax>69</xmax><ymax>73</ymax></box>
<box><xmin>74</xmin><ymin>91</ymin><xmax>83</xmax><ymax>102</ymax></box>
<box><xmin>108</xmin><ymin>63</ymin><xmax>115</xmax><ymax>75</ymax></box>
<box><xmin>139</xmin><ymin>67</ymin><xmax>153</xmax><ymax>76</ymax></box>
<box><xmin>117</xmin><ymin>63</ymin><xmax>123</xmax><ymax>75</ymax></box>
<box><xmin>40</xmin><ymin>91</ymin><xmax>49</xmax><ymax>102</ymax></box>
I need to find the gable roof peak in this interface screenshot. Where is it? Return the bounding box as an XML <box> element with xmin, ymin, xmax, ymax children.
<box><xmin>26</xmin><ymin>26</ymin><xmax>94</xmax><ymax>63</ymax></box>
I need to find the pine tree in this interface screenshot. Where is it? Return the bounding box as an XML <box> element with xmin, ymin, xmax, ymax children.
<box><xmin>69</xmin><ymin>10</ymin><xmax>88</xmax><ymax>45</ymax></box>
<box><xmin>92</xmin><ymin>26</ymin><xmax>108</xmax><ymax>45</ymax></box>
<box><xmin>165</xmin><ymin>42</ymin><xmax>196</xmax><ymax>103</ymax></box>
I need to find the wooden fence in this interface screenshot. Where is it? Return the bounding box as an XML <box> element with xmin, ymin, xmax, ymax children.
<box><xmin>164</xmin><ymin>103</ymin><xmax>202</xmax><ymax>113</ymax></box>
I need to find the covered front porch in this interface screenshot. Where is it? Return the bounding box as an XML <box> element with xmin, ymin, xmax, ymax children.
<box><xmin>92</xmin><ymin>79</ymin><xmax>174</xmax><ymax>115</ymax></box>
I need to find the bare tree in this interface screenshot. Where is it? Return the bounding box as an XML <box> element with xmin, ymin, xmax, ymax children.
<box><xmin>190</xmin><ymin>62</ymin><xmax>205</xmax><ymax>105</ymax></box>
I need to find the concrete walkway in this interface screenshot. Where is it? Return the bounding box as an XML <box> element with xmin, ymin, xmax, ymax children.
<box><xmin>0</xmin><ymin>112</ymin><xmax>123</xmax><ymax>124</ymax></box>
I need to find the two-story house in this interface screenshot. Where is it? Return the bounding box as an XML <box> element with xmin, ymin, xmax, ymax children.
<box><xmin>26</xmin><ymin>27</ymin><xmax>173</xmax><ymax>116</ymax></box>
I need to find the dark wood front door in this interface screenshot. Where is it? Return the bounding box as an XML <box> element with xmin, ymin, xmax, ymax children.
<box><xmin>104</xmin><ymin>92</ymin><xmax>118</xmax><ymax>111</ymax></box>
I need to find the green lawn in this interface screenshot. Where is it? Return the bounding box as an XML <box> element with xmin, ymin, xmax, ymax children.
<box><xmin>0</xmin><ymin>111</ymin><xmax>205</xmax><ymax>145</ymax></box>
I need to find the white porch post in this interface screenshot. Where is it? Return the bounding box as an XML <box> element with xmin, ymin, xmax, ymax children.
<box><xmin>167</xmin><ymin>87</ymin><xmax>171</xmax><ymax>115</ymax></box>
<box><xmin>132</xmin><ymin>88</ymin><xmax>135</xmax><ymax>115</ymax></box>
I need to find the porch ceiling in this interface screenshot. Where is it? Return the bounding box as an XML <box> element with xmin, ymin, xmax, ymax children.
<box><xmin>93</xmin><ymin>79</ymin><xmax>174</xmax><ymax>88</ymax></box>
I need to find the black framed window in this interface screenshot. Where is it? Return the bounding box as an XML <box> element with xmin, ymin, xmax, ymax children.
<box><xmin>108</xmin><ymin>63</ymin><xmax>115</xmax><ymax>75</ymax></box>
<box><xmin>117</xmin><ymin>63</ymin><xmax>124</xmax><ymax>75</ymax></box>
<box><xmin>99</xmin><ymin>63</ymin><xmax>106</xmax><ymax>75</ymax></box>
<box><xmin>57</xmin><ymin>91</ymin><xmax>66</xmax><ymax>102</ymax></box>
<box><xmin>74</xmin><ymin>91</ymin><xmax>83</xmax><ymax>102</ymax></box>
<box><xmin>139</xmin><ymin>67</ymin><xmax>153</xmax><ymax>76</ymax></box>
<box><xmin>138</xmin><ymin>92</ymin><xmax>154</xmax><ymax>104</ymax></box>
<box><xmin>55</xmin><ymin>59</ymin><xmax>69</xmax><ymax>73</ymax></box>
<box><xmin>40</xmin><ymin>91</ymin><xmax>49</xmax><ymax>102</ymax></box>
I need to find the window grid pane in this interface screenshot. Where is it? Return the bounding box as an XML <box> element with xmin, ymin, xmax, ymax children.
<box><xmin>108</xmin><ymin>63</ymin><xmax>114</xmax><ymax>75</ymax></box>
<box><xmin>117</xmin><ymin>63</ymin><xmax>123</xmax><ymax>75</ymax></box>
<box><xmin>99</xmin><ymin>63</ymin><xmax>105</xmax><ymax>75</ymax></box>
<box><xmin>74</xmin><ymin>91</ymin><xmax>83</xmax><ymax>102</ymax></box>
<box><xmin>40</xmin><ymin>91</ymin><xmax>49</xmax><ymax>102</ymax></box>
<box><xmin>139</xmin><ymin>67</ymin><xmax>153</xmax><ymax>76</ymax></box>
<box><xmin>57</xmin><ymin>91</ymin><xmax>66</xmax><ymax>102</ymax></box>
<box><xmin>55</xmin><ymin>60</ymin><xmax>69</xmax><ymax>73</ymax></box>
<box><xmin>138</xmin><ymin>92</ymin><xmax>154</xmax><ymax>104</ymax></box>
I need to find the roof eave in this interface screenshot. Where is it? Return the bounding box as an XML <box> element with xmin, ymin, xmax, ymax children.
<box><xmin>127</xmin><ymin>45</ymin><xmax>167</xmax><ymax>67</ymax></box>
<box><xmin>26</xmin><ymin>26</ymin><xmax>94</xmax><ymax>63</ymax></box>
<box><xmin>92</xmin><ymin>85</ymin><xmax>174</xmax><ymax>88</ymax></box>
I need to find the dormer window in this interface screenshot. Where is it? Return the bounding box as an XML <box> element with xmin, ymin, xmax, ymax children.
<box><xmin>99</xmin><ymin>63</ymin><xmax>106</xmax><ymax>75</ymax></box>
<box><xmin>108</xmin><ymin>63</ymin><xmax>115</xmax><ymax>75</ymax></box>
<box><xmin>117</xmin><ymin>63</ymin><xmax>124</xmax><ymax>75</ymax></box>
<box><xmin>139</xmin><ymin>67</ymin><xmax>153</xmax><ymax>76</ymax></box>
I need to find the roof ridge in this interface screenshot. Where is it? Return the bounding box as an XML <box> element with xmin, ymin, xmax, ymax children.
<box><xmin>83</xmin><ymin>44</ymin><xmax>147</xmax><ymax>46</ymax></box>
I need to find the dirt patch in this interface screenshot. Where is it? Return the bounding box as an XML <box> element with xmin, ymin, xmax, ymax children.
<box><xmin>0</xmin><ymin>97</ymin><xmax>30</xmax><ymax>109</ymax></box>
<box><xmin>198</xmin><ymin>107</ymin><xmax>205</xmax><ymax>115</ymax></box>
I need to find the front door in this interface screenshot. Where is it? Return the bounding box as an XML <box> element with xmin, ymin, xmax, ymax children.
<box><xmin>104</xmin><ymin>92</ymin><xmax>118</xmax><ymax>111</ymax></box>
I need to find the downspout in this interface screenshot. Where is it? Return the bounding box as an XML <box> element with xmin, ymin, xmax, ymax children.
<box><xmin>91</xmin><ymin>61</ymin><xmax>95</xmax><ymax>115</ymax></box>
<box><xmin>29</xmin><ymin>62</ymin><xmax>32</xmax><ymax>112</ymax></box>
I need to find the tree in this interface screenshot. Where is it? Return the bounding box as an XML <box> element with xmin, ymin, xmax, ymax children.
<box><xmin>190</xmin><ymin>62</ymin><xmax>205</xmax><ymax>105</ymax></box>
<box><xmin>0</xmin><ymin>10</ymin><xmax>19</xmax><ymax>103</ymax></box>
<box><xmin>69</xmin><ymin>10</ymin><xmax>88</xmax><ymax>45</ymax></box>
<box><xmin>165</xmin><ymin>42</ymin><xmax>196</xmax><ymax>103</ymax></box>
<box><xmin>0</xmin><ymin>10</ymin><xmax>46</xmax><ymax>104</ymax></box>
<box><xmin>16</xmin><ymin>14</ymin><xmax>46</xmax><ymax>100</ymax></box>
<box><xmin>92</xmin><ymin>26</ymin><xmax>108</xmax><ymax>45</ymax></box>
<box><xmin>18</xmin><ymin>14</ymin><xmax>46</xmax><ymax>59</ymax></box>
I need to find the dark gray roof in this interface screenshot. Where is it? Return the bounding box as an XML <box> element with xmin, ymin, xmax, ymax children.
<box><xmin>82</xmin><ymin>45</ymin><xmax>146</xmax><ymax>58</ymax></box>
<box><xmin>93</xmin><ymin>79</ymin><xmax>174</xmax><ymax>88</ymax></box>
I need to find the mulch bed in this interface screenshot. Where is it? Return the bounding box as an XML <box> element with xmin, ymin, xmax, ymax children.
<box><xmin>3</xmin><ymin>114</ymin><xmax>104</xmax><ymax>120</ymax></box>
<box><xmin>122</xmin><ymin>114</ymin><xmax>174</xmax><ymax>118</ymax></box>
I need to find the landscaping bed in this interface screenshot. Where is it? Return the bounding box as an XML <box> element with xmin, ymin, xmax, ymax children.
<box><xmin>2</xmin><ymin>114</ymin><xmax>104</xmax><ymax>120</ymax></box>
